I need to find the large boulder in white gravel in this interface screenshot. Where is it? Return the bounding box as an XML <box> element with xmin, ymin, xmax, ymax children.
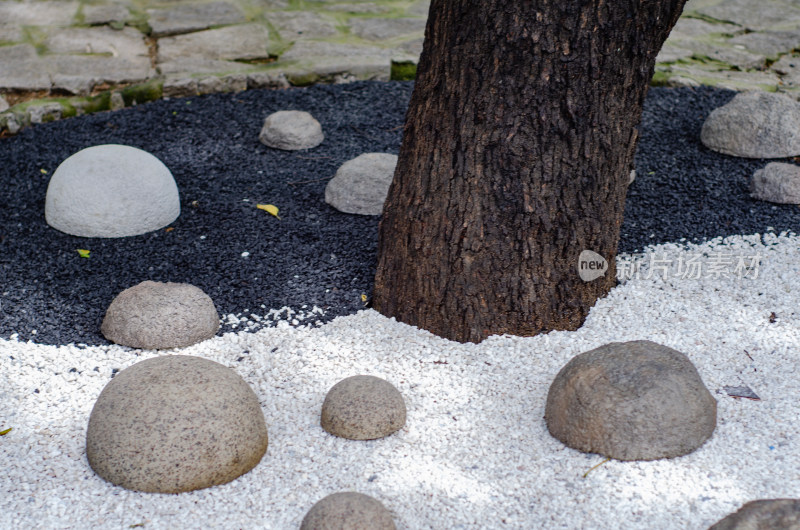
<box><xmin>45</xmin><ymin>144</ymin><xmax>180</xmax><ymax>237</ymax></box>
<box><xmin>101</xmin><ymin>281</ymin><xmax>219</xmax><ymax>349</ymax></box>
<box><xmin>750</xmin><ymin>162</ymin><xmax>800</xmax><ymax>204</ymax></box>
<box><xmin>86</xmin><ymin>355</ymin><xmax>268</xmax><ymax>493</ymax></box>
<box><xmin>700</xmin><ymin>91</ymin><xmax>800</xmax><ymax>158</ymax></box>
<box><xmin>545</xmin><ymin>340</ymin><xmax>717</xmax><ymax>461</ymax></box>
<box><xmin>301</xmin><ymin>492</ymin><xmax>396</xmax><ymax>530</ymax></box>
<box><xmin>709</xmin><ymin>499</ymin><xmax>800</xmax><ymax>529</ymax></box>
<box><xmin>321</xmin><ymin>375</ymin><xmax>406</xmax><ymax>440</ymax></box>
<box><xmin>258</xmin><ymin>110</ymin><xmax>324</xmax><ymax>150</ymax></box>
<box><xmin>325</xmin><ymin>153</ymin><xmax>397</xmax><ymax>215</ymax></box>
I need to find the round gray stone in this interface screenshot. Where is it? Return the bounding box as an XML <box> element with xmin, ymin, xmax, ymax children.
<box><xmin>545</xmin><ymin>340</ymin><xmax>717</xmax><ymax>461</ymax></box>
<box><xmin>86</xmin><ymin>355</ymin><xmax>268</xmax><ymax>493</ymax></box>
<box><xmin>300</xmin><ymin>492</ymin><xmax>396</xmax><ymax>530</ymax></box>
<box><xmin>751</xmin><ymin>162</ymin><xmax>800</xmax><ymax>204</ymax></box>
<box><xmin>45</xmin><ymin>144</ymin><xmax>180</xmax><ymax>238</ymax></box>
<box><xmin>258</xmin><ymin>110</ymin><xmax>324</xmax><ymax>150</ymax></box>
<box><xmin>700</xmin><ymin>91</ymin><xmax>800</xmax><ymax>158</ymax></box>
<box><xmin>321</xmin><ymin>375</ymin><xmax>406</xmax><ymax>440</ymax></box>
<box><xmin>324</xmin><ymin>153</ymin><xmax>397</xmax><ymax>215</ymax></box>
<box><xmin>101</xmin><ymin>281</ymin><xmax>220</xmax><ymax>349</ymax></box>
<box><xmin>709</xmin><ymin>499</ymin><xmax>800</xmax><ymax>530</ymax></box>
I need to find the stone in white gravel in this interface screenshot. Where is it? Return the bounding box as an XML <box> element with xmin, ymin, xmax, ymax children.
<box><xmin>321</xmin><ymin>375</ymin><xmax>406</xmax><ymax>440</ymax></box>
<box><xmin>101</xmin><ymin>281</ymin><xmax>220</xmax><ymax>349</ymax></box>
<box><xmin>259</xmin><ymin>110</ymin><xmax>324</xmax><ymax>150</ymax></box>
<box><xmin>700</xmin><ymin>91</ymin><xmax>800</xmax><ymax>158</ymax></box>
<box><xmin>750</xmin><ymin>162</ymin><xmax>800</xmax><ymax>204</ymax></box>
<box><xmin>45</xmin><ymin>144</ymin><xmax>179</xmax><ymax>237</ymax></box>
<box><xmin>709</xmin><ymin>499</ymin><xmax>800</xmax><ymax>529</ymax></box>
<box><xmin>545</xmin><ymin>340</ymin><xmax>717</xmax><ymax>461</ymax></box>
<box><xmin>301</xmin><ymin>492</ymin><xmax>396</xmax><ymax>529</ymax></box>
<box><xmin>86</xmin><ymin>355</ymin><xmax>268</xmax><ymax>493</ymax></box>
<box><xmin>325</xmin><ymin>153</ymin><xmax>397</xmax><ymax>215</ymax></box>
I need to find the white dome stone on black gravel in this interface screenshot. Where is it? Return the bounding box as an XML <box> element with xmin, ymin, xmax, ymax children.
<box><xmin>321</xmin><ymin>375</ymin><xmax>406</xmax><ymax>440</ymax></box>
<box><xmin>86</xmin><ymin>355</ymin><xmax>268</xmax><ymax>493</ymax></box>
<box><xmin>709</xmin><ymin>499</ymin><xmax>800</xmax><ymax>529</ymax></box>
<box><xmin>751</xmin><ymin>162</ymin><xmax>800</xmax><ymax>204</ymax></box>
<box><xmin>44</xmin><ymin>144</ymin><xmax>180</xmax><ymax>238</ymax></box>
<box><xmin>300</xmin><ymin>492</ymin><xmax>396</xmax><ymax>530</ymax></box>
<box><xmin>545</xmin><ymin>340</ymin><xmax>717</xmax><ymax>461</ymax></box>
<box><xmin>101</xmin><ymin>281</ymin><xmax>219</xmax><ymax>349</ymax></box>
<box><xmin>258</xmin><ymin>110</ymin><xmax>324</xmax><ymax>150</ymax></box>
<box><xmin>700</xmin><ymin>91</ymin><xmax>800</xmax><ymax>158</ymax></box>
<box><xmin>324</xmin><ymin>153</ymin><xmax>397</xmax><ymax>215</ymax></box>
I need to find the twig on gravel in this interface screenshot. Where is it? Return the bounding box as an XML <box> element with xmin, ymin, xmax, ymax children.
<box><xmin>582</xmin><ymin>457</ymin><xmax>611</xmax><ymax>478</ymax></box>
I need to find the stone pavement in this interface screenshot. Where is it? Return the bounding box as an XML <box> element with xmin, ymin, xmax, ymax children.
<box><xmin>0</xmin><ymin>0</ymin><xmax>799</xmax><ymax>135</ymax></box>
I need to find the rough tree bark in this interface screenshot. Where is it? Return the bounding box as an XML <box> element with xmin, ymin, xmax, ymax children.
<box><xmin>373</xmin><ymin>0</ymin><xmax>687</xmax><ymax>343</ymax></box>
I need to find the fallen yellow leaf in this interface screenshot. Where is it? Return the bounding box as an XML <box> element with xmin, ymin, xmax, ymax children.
<box><xmin>361</xmin><ymin>294</ymin><xmax>367</xmax><ymax>303</ymax></box>
<box><xmin>77</xmin><ymin>249</ymin><xmax>90</xmax><ymax>258</ymax></box>
<box><xmin>40</xmin><ymin>168</ymin><xmax>48</xmax><ymax>174</ymax></box>
<box><xmin>0</xmin><ymin>427</ymin><xmax>11</xmax><ymax>436</ymax></box>
<box><xmin>257</xmin><ymin>204</ymin><xmax>281</xmax><ymax>219</ymax></box>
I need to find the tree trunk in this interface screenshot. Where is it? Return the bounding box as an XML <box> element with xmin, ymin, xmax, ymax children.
<box><xmin>373</xmin><ymin>0</ymin><xmax>687</xmax><ymax>343</ymax></box>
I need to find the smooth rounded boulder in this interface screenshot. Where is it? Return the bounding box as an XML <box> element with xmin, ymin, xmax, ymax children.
<box><xmin>45</xmin><ymin>144</ymin><xmax>180</xmax><ymax>237</ymax></box>
<box><xmin>300</xmin><ymin>492</ymin><xmax>396</xmax><ymax>530</ymax></box>
<box><xmin>750</xmin><ymin>162</ymin><xmax>800</xmax><ymax>204</ymax></box>
<box><xmin>708</xmin><ymin>499</ymin><xmax>800</xmax><ymax>529</ymax></box>
<box><xmin>545</xmin><ymin>340</ymin><xmax>717</xmax><ymax>461</ymax></box>
<box><xmin>321</xmin><ymin>375</ymin><xmax>406</xmax><ymax>440</ymax></box>
<box><xmin>101</xmin><ymin>281</ymin><xmax>219</xmax><ymax>349</ymax></box>
<box><xmin>325</xmin><ymin>153</ymin><xmax>398</xmax><ymax>215</ymax></box>
<box><xmin>258</xmin><ymin>110</ymin><xmax>324</xmax><ymax>150</ymax></box>
<box><xmin>700</xmin><ymin>91</ymin><xmax>800</xmax><ymax>158</ymax></box>
<box><xmin>86</xmin><ymin>355</ymin><xmax>268</xmax><ymax>493</ymax></box>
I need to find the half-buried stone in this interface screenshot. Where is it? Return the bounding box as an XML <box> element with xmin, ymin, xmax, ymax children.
<box><xmin>708</xmin><ymin>499</ymin><xmax>800</xmax><ymax>529</ymax></box>
<box><xmin>86</xmin><ymin>355</ymin><xmax>268</xmax><ymax>493</ymax></box>
<box><xmin>45</xmin><ymin>144</ymin><xmax>180</xmax><ymax>237</ymax></box>
<box><xmin>301</xmin><ymin>492</ymin><xmax>396</xmax><ymax>530</ymax></box>
<box><xmin>700</xmin><ymin>91</ymin><xmax>800</xmax><ymax>158</ymax></box>
<box><xmin>258</xmin><ymin>110</ymin><xmax>324</xmax><ymax>150</ymax></box>
<box><xmin>321</xmin><ymin>375</ymin><xmax>406</xmax><ymax>440</ymax></box>
<box><xmin>325</xmin><ymin>153</ymin><xmax>397</xmax><ymax>215</ymax></box>
<box><xmin>101</xmin><ymin>281</ymin><xmax>219</xmax><ymax>349</ymax></box>
<box><xmin>751</xmin><ymin>162</ymin><xmax>800</xmax><ymax>204</ymax></box>
<box><xmin>545</xmin><ymin>340</ymin><xmax>717</xmax><ymax>461</ymax></box>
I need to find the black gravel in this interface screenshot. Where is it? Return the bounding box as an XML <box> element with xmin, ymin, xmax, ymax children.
<box><xmin>1</xmin><ymin>82</ymin><xmax>798</xmax><ymax>346</ymax></box>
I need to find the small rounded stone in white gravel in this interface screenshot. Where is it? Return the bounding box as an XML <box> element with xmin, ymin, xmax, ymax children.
<box><xmin>86</xmin><ymin>354</ymin><xmax>268</xmax><ymax>493</ymax></box>
<box><xmin>321</xmin><ymin>375</ymin><xmax>406</xmax><ymax>440</ymax></box>
<box><xmin>258</xmin><ymin>110</ymin><xmax>324</xmax><ymax>150</ymax></box>
<box><xmin>101</xmin><ymin>281</ymin><xmax>220</xmax><ymax>349</ymax></box>
<box><xmin>300</xmin><ymin>491</ymin><xmax>396</xmax><ymax>530</ymax></box>
<box><xmin>45</xmin><ymin>144</ymin><xmax>180</xmax><ymax>238</ymax></box>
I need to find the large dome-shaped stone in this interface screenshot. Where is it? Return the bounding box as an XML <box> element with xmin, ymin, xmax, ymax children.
<box><xmin>545</xmin><ymin>340</ymin><xmax>717</xmax><ymax>461</ymax></box>
<box><xmin>86</xmin><ymin>355</ymin><xmax>268</xmax><ymax>493</ymax></box>
<box><xmin>101</xmin><ymin>281</ymin><xmax>220</xmax><ymax>349</ymax></box>
<box><xmin>45</xmin><ymin>144</ymin><xmax>180</xmax><ymax>237</ymax></box>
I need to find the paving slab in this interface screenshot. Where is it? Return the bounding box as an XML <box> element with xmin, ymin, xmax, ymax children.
<box><xmin>157</xmin><ymin>23</ymin><xmax>270</xmax><ymax>62</ymax></box>
<box><xmin>46</xmin><ymin>55</ymin><xmax>154</xmax><ymax>94</ymax></box>
<box><xmin>83</xmin><ymin>5</ymin><xmax>131</xmax><ymax>26</ymax></box>
<box><xmin>323</xmin><ymin>2</ymin><xmax>392</xmax><ymax>14</ymax></box>
<box><xmin>267</xmin><ymin>11</ymin><xmax>339</xmax><ymax>41</ymax></box>
<box><xmin>0</xmin><ymin>1</ymin><xmax>79</xmax><ymax>26</ymax></box>
<box><xmin>43</xmin><ymin>27</ymin><xmax>149</xmax><ymax>62</ymax></box>
<box><xmin>697</xmin><ymin>0</ymin><xmax>800</xmax><ymax>31</ymax></box>
<box><xmin>0</xmin><ymin>45</ymin><xmax>51</xmax><ymax>91</ymax></box>
<box><xmin>666</xmin><ymin>63</ymin><xmax>782</xmax><ymax>91</ymax></box>
<box><xmin>147</xmin><ymin>2</ymin><xmax>246</xmax><ymax>37</ymax></box>
<box><xmin>729</xmin><ymin>30</ymin><xmax>800</xmax><ymax>58</ymax></box>
<box><xmin>0</xmin><ymin>24</ymin><xmax>24</xmax><ymax>43</ymax></box>
<box><xmin>349</xmin><ymin>17</ymin><xmax>426</xmax><ymax>41</ymax></box>
<box><xmin>158</xmin><ymin>57</ymin><xmax>258</xmax><ymax>76</ymax></box>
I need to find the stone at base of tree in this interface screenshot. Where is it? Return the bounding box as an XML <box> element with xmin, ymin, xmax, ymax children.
<box><xmin>44</xmin><ymin>144</ymin><xmax>180</xmax><ymax>238</ymax></box>
<box><xmin>321</xmin><ymin>375</ymin><xmax>406</xmax><ymax>440</ymax></box>
<box><xmin>86</xmin><ymin>355</ymin><xmax>268</xmax><ymax>493</ymax></box>
<box><xmin>708</xmin><ymin>499</ymin><xmax>800</xmax><ymax>530</ymax></box>
<box><xmin>300</xmin><ymin>492</ymin><xmax>396</xmax><ymax>530</ymax></box>
<box><xmin>700</xmin><ymin>91</ymin><xmax>800</xmax><ymax>158</ymax></box>
<box><xmin>258</xmin><ymin>110</ymin><xmax>324</xmax><ymax>150</ymax></box>
<box><xmin>325</xmin><ymin>153</ymin><xmax>398</xmax><ymax>215</ymax></box>
<box><xmin>545</xmin><ymin>340</ymin><xmax>717</xmax><ymax>461</ymax></box>
<box><xmin>101</xmin><ymin>281</ymin><xmax>220</xmax><ymax>349</ymax></box>
<box><xmin>750</xmin><ymin>162</ymin><xmax>800</xmax><ymax>204</ymax></box>
<box><xmin>0</xmin><ymin>95</ymin><xmax>8</xmax><ymax>112</ymax></box>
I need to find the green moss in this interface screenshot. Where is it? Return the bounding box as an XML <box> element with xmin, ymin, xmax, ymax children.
<box><xmin>121</xmin><ymin>80</ymin><xmax>163</xmax><ymax>106</ymax></box>
<box><xmin>286</xmin><ymin>71</ymin><xmax>320</xmax><ymax>86</ymax></box>
<box><xmin>82</xmin><ymin>92</ymin><xmax>112</xmax><ymax>113</ymax></box>
<box><xmin>390</xmin><ymin>60</ymin><xmax>417</xmax><ymax>81</ymax></box>
<box><xmin>650</xmin><ymin>69</ymin><xmax>671</xmax><ymax>87</ymax></box>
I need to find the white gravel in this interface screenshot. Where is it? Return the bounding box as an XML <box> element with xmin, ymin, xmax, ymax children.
<box><xmin>2</xmin><ymin>232</ymin><xmax>799</xmax><ymax>529</ymax></box>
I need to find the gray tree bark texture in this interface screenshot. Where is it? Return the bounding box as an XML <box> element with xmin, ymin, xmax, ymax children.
<box><xmin>373</xmin><ymin>0</ymin><xmax>688</xmax><ymax>343</ymax></box>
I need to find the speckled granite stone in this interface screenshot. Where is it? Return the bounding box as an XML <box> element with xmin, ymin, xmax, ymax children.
<box><xmin>301</xmin><ymin>492</ymin><xmax>396</xmax><ymax>530</ymax></box>
<box><xmin>320</xmin><ymin>375</ymin><xmax>406</xmax><ymax>440</ymax></box>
